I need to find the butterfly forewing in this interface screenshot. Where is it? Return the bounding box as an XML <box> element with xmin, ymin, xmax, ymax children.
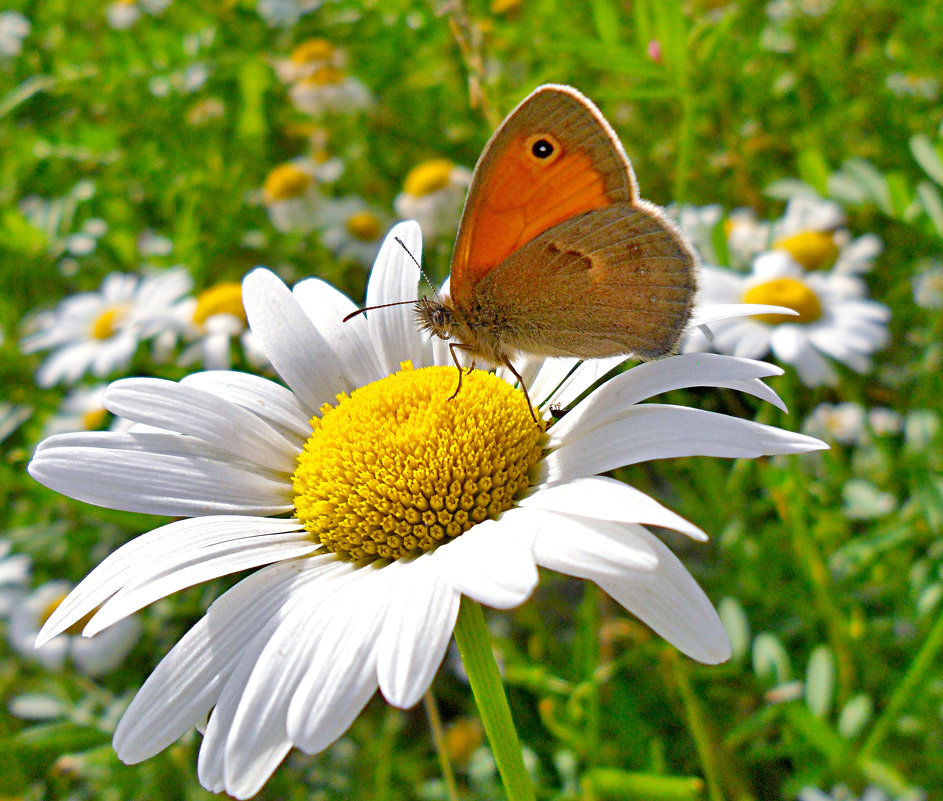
<box><xmin>450</xmin><ymin>85</ymin><xmax>638</xmax><ymax>306</ymax></box>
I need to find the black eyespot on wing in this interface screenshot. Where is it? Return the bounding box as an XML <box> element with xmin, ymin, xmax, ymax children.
<box><xmin>531</xmin><ymin>138</ymin><xmax>554</xmax><ymax>158</ymax></box>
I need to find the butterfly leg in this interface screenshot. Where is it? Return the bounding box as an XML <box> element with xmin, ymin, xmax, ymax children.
<box><xmin>500</xmin><ymin>355</ymin><xmax>538</xmax><ymax>424</ymax></box>
<box><xmin>447</xmin><ymin>343</ymin><xmax>475</xmax><ymax>401</ymax></box>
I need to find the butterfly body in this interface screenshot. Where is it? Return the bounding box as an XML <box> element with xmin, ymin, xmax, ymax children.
<box><xmin>414</xmin><ymin>84</ymin><xmax>697</xmax><ymax>376</ymax></box>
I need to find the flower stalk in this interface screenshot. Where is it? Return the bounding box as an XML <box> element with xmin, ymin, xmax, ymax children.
<box><xmin>453</xmin><ymin>598</ymin><xmax>535</xmax><ymax>801</ymax></box>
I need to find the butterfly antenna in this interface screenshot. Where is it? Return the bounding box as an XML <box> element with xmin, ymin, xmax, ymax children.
<box><xmin>395</xmin><ymin>236</ymin><xmax>439</xmax><ymax>297</ymax></box>
<box><xmin>342</xmin><ymin>299</ymin><xmax>417</xmax><ymax>323</ymax></box>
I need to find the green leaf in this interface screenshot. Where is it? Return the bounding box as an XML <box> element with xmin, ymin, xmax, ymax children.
<box><xmin>237</xmin><ymin>58</ymin><xmax>271</xmax><ymax>143</ymax></box>
<box><xmin>911</xmin><ymin>134</ymin><xmax>943</xmax><ymax>186</ymax></box>
<box><xmin>916</xmin><ymin>180</ymin><xmax>943</xmax><ymax>238</ymax></box>
<box><xmin>843</xmin><ymin>159</ymin><xmax>892</xmax><ymax>213</ymax></box>
<box><xmin>582</xmin><ymin>767</ymin><xmax>705</xmax><ymax>800</ymax></box>
<box><xmin>796</xmin><ymin>150</ymin><xmax>832</xmax><ymax>196</ymax></box>
<box><xmin>590</xmin><ymin>0</ymin><xmax>622</xmax><ymax>48</ymax></box>
<box><xmin>805</xmin><ymin>645</ymin><xmax>835</xmax><ymax>718</ymax></box>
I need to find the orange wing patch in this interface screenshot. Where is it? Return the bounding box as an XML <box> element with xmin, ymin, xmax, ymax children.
<box><xmin>451</xmin><ymin>135</ymin><xmax>612</xmax><ymax>304</ymax></box>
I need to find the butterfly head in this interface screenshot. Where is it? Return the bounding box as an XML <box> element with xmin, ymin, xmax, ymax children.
<box><xmin>415</xmin><ymin>296</ymin><xmax>456</xmax><ymax>342</ymax></box>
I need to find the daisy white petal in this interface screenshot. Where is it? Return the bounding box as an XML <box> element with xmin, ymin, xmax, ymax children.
<box><xmin>117</xmin><ymin>557</ymin><xmax>343</xmax><ymax>763</ymax></box>
<box><xmin>526</xmin><ymin>510</ymin><xmax>659</xmax><ymax>581</ymax></box>
<box><xmin>364</xmin><ymin>221</ymin><xmax>428</xmax><ymax>372</ymax></box>
<box><xmin>376</xmin><ymin>558</ymin><xmax>461</xmax><ymax>708</ymax></box>
<box><xmin>596</xmin><ymin>525</ymin><xmax>731</xmax><ymax>664</ymax></box>
<box><xmin>30</xmin><ymin>431</ymin><xmax>293</xmax><ymax>516</ymax></box>
<box><xmin>521</xmin><ymin>476</ymin><xmax>707</xmax><ymax>541</ymax></box>
<box><xmin>37</xmin><ymin>516</ymin><xmax>309</xmax><ymax>645</ymax></box>
<box><xmin>285</xmin><ymin>570</ymin><xmax>394</xmax><ymax>753</ymax></box>
<box><xmin>242</xmin><ymin>268</ymin><xmax>349</xmax><ymax>409</ymax></box>
<box><xmin>543</xmin><ymin>405</ymin><xmax>825</xmax><ymax>484</ymax></box>
<box><xmin>550</xmin><ymin>353</ymin><xmax>787</xmax><ymax>444</ymax></box>
<box><xmin>179</xmin><ymin>370</ymin><xmax>311</xmax><ymax>441</ymax></box>
<box><xmin>426</xmin><ymin>519</ymin><xmax>538</xmax><ymax>609</ymax></box>
<box><xmin>104</xmin><ymin>378</ymin><xmax>299</xmax><ymax>473</ymax></box>
<box><xmin>291</xmin><ymin>277</ymin><xmax>386</xmax><ymax>387</ymax></box>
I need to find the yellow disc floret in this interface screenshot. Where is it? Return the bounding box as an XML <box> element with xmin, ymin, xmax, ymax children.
<box><xmin>193</xmin><ymin>282</ymin><xmax>246</xmax><ymax>326</ymax></box>
<box><xmin>290</xmin><ymin>38</ymin><xmax>336</xmax><ymax>65</ymax></box>
<box><xmin>90</xmin><ymin>306</ymin><xmax>126</xmax><ymax>340</ymax></box>
<box><xmin>292</xmin><ymin>364</ymin><xmax>545</xmax><ymax>562</ymax></box>
<box><xmin>744</xmin><ymin>277</ymin><xmax>823</xmax><ymax>324</ymax></box>
<box><xmin>774</xmin><ymin>230</ymin><xmax>839</xmax><ymax>270</ymax></box>
<box><xmin>403</xmin><ymin>159</ymin><xmax>455</xmax><ymax>198</ymax></box>
<box><xmin>263</xmin><ymin>163</ymin><xmax>313</xmax><ymax>203</ymax></box>
<box><xmin>345</xmin><ymin>211</ymin><xmax>382</xmax><ymax>242</ymax></box>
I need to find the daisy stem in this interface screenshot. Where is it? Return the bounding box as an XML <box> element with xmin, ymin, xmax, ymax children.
<box><xmin>858</xmin><ymin>604</ymin><xmax>943</xmax><ymax>760</ymax></box>
<box><xmin>424</xmin><ymin>691</ymin><xmax>460</xmax><ymax>801</ymax></box>
<box><xmin>453</xmin><ymin>598</ymin><xmax>535</xmax><ymax>801</ymax></box>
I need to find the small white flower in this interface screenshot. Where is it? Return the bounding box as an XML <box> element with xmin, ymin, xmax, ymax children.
<box><xmin>912</xmin><ymin>261</ymin><xmax>943</xmax><ymax>309</ymax></box>
<box><xmin>43</xmin><ymin>384</ymin><xmax>112</xmax><ymax>437</ymax></box>
<box><xmin>685</xmin><ymin>251</ymin><xmax>890</xmax><ymax>386</ymax></box>
<box><xmin>30</xmin><ymin>222</ymin><xmax>824</xmax><ymax>799</ymax></box>
<box><xmin>319</xmin><ymin>197</ymin><xmax>387</xmax><ymax>267</ymax></box>
<box><xmin>256</xmin><ymin>0</ymin><xmax>322</xmax><ymax>27</ymax></box>
<box><xmin>260</xmin><ymin>161</ymin><xmax>324</xmax><ymax>234</ymax></box>
<box><xmin>0</xmin><ymin>539</ymin><xmax>31</xmax><ymax>618</ymax></box>
<box><xmin>0</xmin><ymin>11</ymin><xmax>30</xmax><ymax>58</ymax></box>
<box><xmin>21</xmin><ymin>268</ymin><xmax>194</xmax><ymax>387</ymax></box>
<box><xmin>394</xmin><ymin>159</ymin><xmax>473</xmax><ymax>241</ymax></box>
<box><xmin>803</xmin><ymin>402</ymin><xmax>867</xmax><ymax>445</ymax></box>
<box><xmin>8</xmin><ymin>580</ymin><xmax>141</xmax><ymax>677</ymax></box>
<box><xmin>106</xmin><ymin>0</ymin><xmax>169</xmax><ymax>29</ymax></box>
<box><xmin>289</xmin><ymin>68</ymin><xmax>372</xmax><ymax>116</ymax></box>
<box><xmin>155</xmin><ymin>281</ymin><xmax>266</xmax><ymax>371</ymax></box>
<box><xmin>274</xmin><ymin>38</ymin><xmax>347</xmax><ymax>84</ymax></box>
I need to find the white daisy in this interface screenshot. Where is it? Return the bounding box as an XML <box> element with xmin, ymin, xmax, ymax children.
<box><xmin>393</xmin><ymin>159</ymin><xmax>473</xmax><ymax>242</ymax></box>
<box><xmin>43</xmin><ymin>384</ymin><xmax>112</xmax><ymax>437</ymax></box>
<box><xmin>8</xmin><ymin>580</ymin><xmax>141</xmax><ymax>677</ymax></box>
<box><xmin>319</xmin><ymin>197</ymin><xmax>387</xmax><ymax>267</ymax></box>
<box><xmin>20</xmin><ymin>268</ymin><xmax>193</xmax><ymax>388</ymax></box>
<box><xmin>0</xmin><ymin>539</ymin><xmax>31</xmax><ymax>618</ymax></box>
<box><xmin>29</xmin><ymin>222</ymin><xmax>825</xmax><ymax>799</ymax></box>
<box><xmin>288</xmin><ymin>68</ymin><xmax>372</xmax><ymax>116</ymax></box>
<box><xmin>260</xmin><ymin>161</ymin><xmax>324</xmax><ymax>234</ymax></box>
<box><xmin>273</xmin><ymin>38</ymin><xmax>347</xmax><ymax>84</ymax></box>
<box><xmin>0</xmin><ymin>11</ymin><xmax>30</xmax><ymax>57</ymax></box>
<box><xmin>155</xmin><ymin>281</ymin><xmax>266</xmax><ymax>371</ymax></box>
<box><xmin>684</xmin><ymin>251</ymin><xmax>890</xmax><ymax>386</ymax></box>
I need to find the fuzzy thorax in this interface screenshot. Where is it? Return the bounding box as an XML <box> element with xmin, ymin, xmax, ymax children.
<box><xmin>414</xmin><ymin>296</ymin><xmax>508</xmax><ymax>366</ymax></box>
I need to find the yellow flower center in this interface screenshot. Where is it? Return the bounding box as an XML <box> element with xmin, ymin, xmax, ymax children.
<box><xmin>263</xmin><ymin>163</ymin><xmax>313</xmax><ymax>203</ymax></box>
<box><xmin>290</xmin><ymin>38</ymin><xmax>336</xmax><ymax>64</ymax></box>
<box><xmin>743</xmin><ymin>277</ymin><xmax>823</xmax><ymax>324</ymax></box>
<box><xmin>41</xmin><ymin>592</ymin><xmax>95</xmax><ymax>636</ymax></box>
<box><xmin>193</xmin><ymin>282</ymin><xmax>246</xmax><ymax>326</ymax></box>
<box><xmin>300</xmin><ymin>66</ymin><xmax>346</xmax><ymax>88</ymax></box>
<box><xmin>345</xmin><ymin>211</ymin><xmax>382</xmax><ymax>242</ymax></box>
<box><xmin>403</xmin><ymin>159</ymin><xmax>455</xmax><ymax>198</ymax></box>
<box><xmin>292</xmin><ymin>364</ymin><xmax>544</xmax><ymax>562</ymax></box>
<box><xmin>774</xmin><ymin>230</ymin><xmax>839</xmax><ymax>270</ymax></box>
<box><xmin>81</xmin><ymin>407</ymin><xmax>109</xmax><ymax>431</ymax></box>
<box><xmin>490</xmin><ymin>0</ymin><xmax>522</xmax><ymax>13</ymax></box>
<box><xmin>90</xmin><ymin>306</ymin><xmax>126</xmax><ymax>340</ymax></box>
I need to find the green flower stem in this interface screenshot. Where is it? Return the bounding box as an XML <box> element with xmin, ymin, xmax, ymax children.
<box><xmin>668</xmin><ymin>652</ymin><xmax>757</xmax><ymax>801</ymax></box>
<box><xmin>453</xmin><ymin>598</ymin><xmax>535</xmax><ymax>801</ymax></box>
<box><xmin>859</xmin><ymin>604</ymin><xmax>943</xmax><ymax>759</ymax></box>
<box><xmin>424</xmin><ymin>692</ymin><xmax>460</xmax><ymax>801</ymax></box>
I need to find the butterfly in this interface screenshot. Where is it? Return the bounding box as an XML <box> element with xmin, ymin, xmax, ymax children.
<box><xmin>358</xmin><ymin>85</ymin><xmax>698</xmax><ymax>419</ymax></box>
